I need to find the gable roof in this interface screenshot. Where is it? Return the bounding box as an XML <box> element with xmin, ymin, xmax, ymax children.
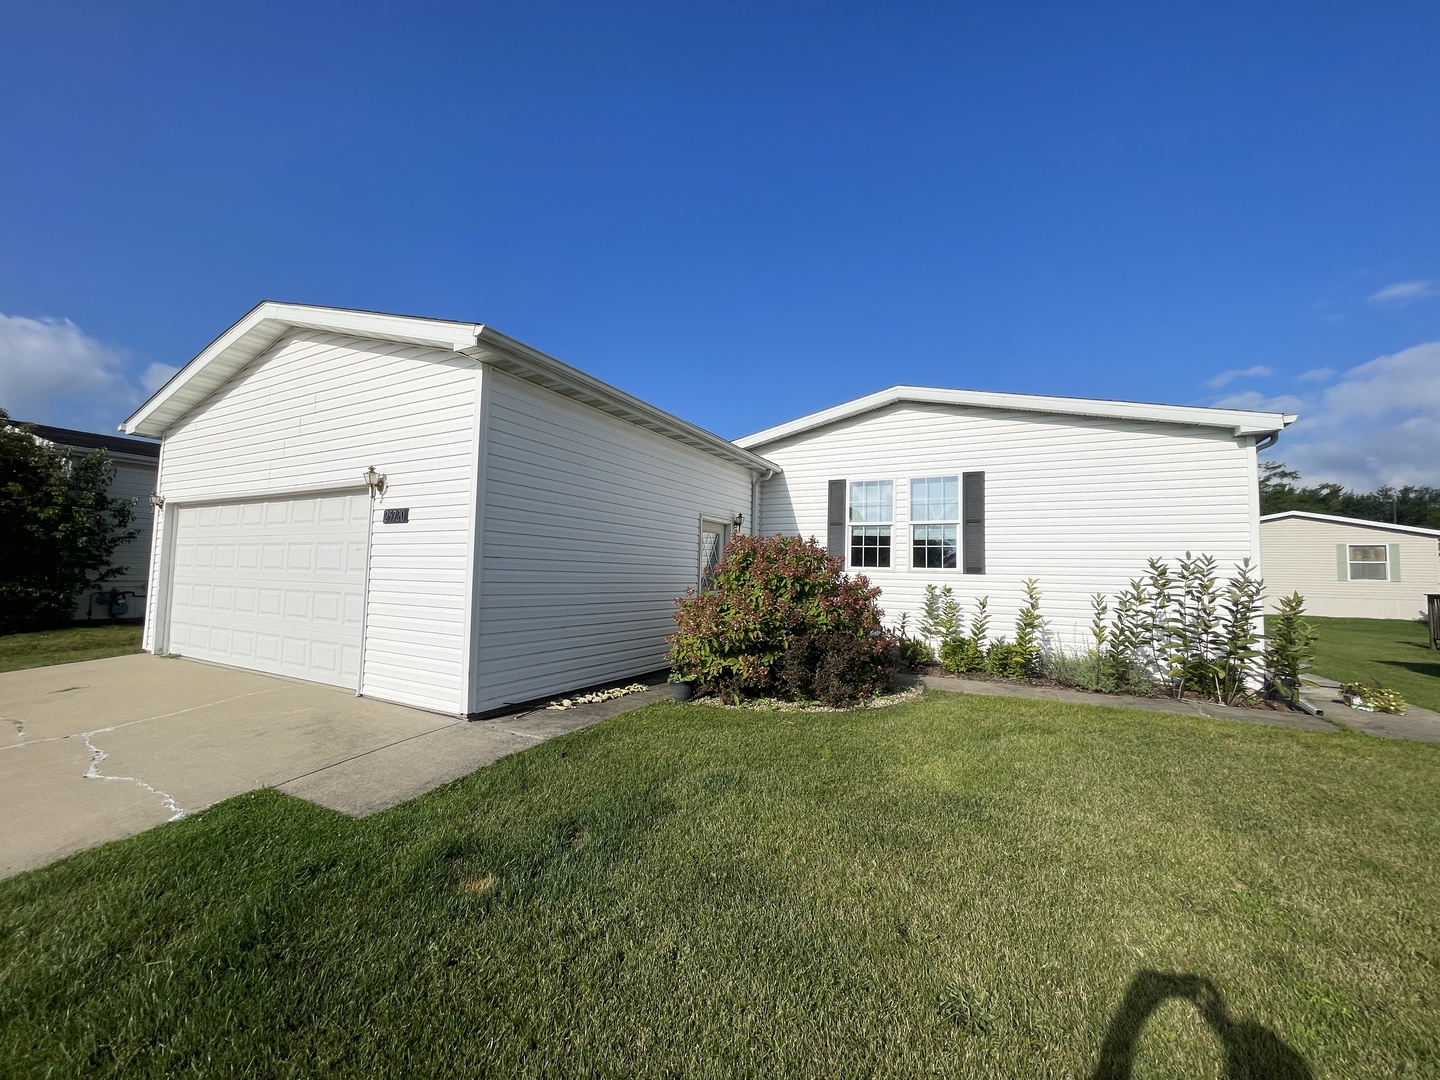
<box><xmin>734</xmin><ymin>385</ymin><xmax>1297</xmax><ymax>449</ymax></box>
<box><xmin>121</xmin><ymin>302</ymin><xmax>776</xmax><ymax>474</ymax></box>
<box><xmin>1260</xmin><ymin>510</ymin><xmax>1440</xmax><ymax>539</ymax></box>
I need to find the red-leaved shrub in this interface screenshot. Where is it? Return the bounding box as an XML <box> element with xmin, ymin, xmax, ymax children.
<box><xmin>669</xmin><ymin>534</ymin><xmax>897</xmax><ymax>705</ymax></box>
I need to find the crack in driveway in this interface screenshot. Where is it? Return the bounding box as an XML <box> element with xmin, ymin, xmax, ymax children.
<box><xmin>81</xmin><ymin>729</ymin><xmax>185</xmax><ymax>822</ymax></box>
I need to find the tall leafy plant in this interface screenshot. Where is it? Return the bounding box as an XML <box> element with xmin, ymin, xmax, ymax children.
<box><xmin>1264</xmin><ymin>592</ymin><xmax>1317</xmax><ymax>704</ymax></box>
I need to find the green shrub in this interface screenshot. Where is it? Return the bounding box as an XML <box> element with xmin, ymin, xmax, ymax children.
<box><xmin>1008</xmin><ymin>579</ymin><xmax>1043</xmax><ymax>678</ymax></box>
<box><xmin>939</xmin><ymin>636</ymin><xmax>985</xmax><ymax>674</ymax></box>
<box><xmin>1264</xmin><ymin>592</ymin><xmax>1316</xmax><ymax>703</ymax></box>
<box><xmin>670</xmin><ymin>534</ymin><xmax>895</xmax><ymax>703</ymax></box>
<box><xmin>985</xmin><ymin>639</ymin><xmax>1017</xmax><ymax>676</ymax></box>
<box><xmin>898</xmin><ymin>636</ymin><xmax>937</xmax><ymax>669</ymax></box>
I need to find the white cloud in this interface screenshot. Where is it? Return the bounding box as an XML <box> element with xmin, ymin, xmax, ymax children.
<box><xmin>1296</xmin><ymin>367</ymin><xmax>1335</xmax><ymax>383</ymax></box>
<box><xmin>1205</xmin><ymin>365</ymin><xmax>1272</xmax><ymax>389</ymax></box>
<box><xmin>1260</xmin><ymin>341</ymin><xmax>1440</xmax><ymax>489</ymax></box>
<box><xmin>1367</xmin><ymin>280</ymin><xmax>1437</xmax><ymax>304</ymax></box>
<box><xmin>142</xmin><ymin>363</ymin><xmax>179</xmax><ymax>394</ymax></box>
<box><xmin>0</xmin><ymin>313</ymin><xmax>146</xmax><ymax>429</ymax></box>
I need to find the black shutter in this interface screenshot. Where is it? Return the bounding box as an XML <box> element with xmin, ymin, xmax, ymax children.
<box><xmin>827</xmin><ymin>479</ymin><xmax>847</xmax><ymax>558</ymax></box>
<box><xmin>962</xmin><ymin>471</ymin><xmax>985</xmax><ymax>574</ymax></box>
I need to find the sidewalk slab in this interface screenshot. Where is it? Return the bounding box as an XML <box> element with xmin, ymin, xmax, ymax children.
<box><xmin>1300</xmin><ymin>676</ymin><xmax>1440</xmax><ymax>745</ymax></box>
<box><xmin>912</xmin><ymin>674</ymin><xmax>1339</xmax><ymax>734</ymax></box>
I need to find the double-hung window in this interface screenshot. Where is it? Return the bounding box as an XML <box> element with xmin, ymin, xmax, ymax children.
<box><xmin>911</xmin><ymin>476</ymin><xmax>959</xmax><ymax>569</ymax></box>
<box><xmin>1347</xmin><ymin>544</ymin><xmax>1388</xmax><ymax>581</ymax></box>
<box><xmin>849</xmin><ymin>480</ymin><xmax>893</xmax><ymax>568</ymax></box>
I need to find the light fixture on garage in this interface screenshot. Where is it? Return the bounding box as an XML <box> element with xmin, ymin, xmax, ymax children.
<box><xmin>149</xmin><ymin>492</ymin><xmax>164</xmax><ymax>508</ymax></box>
<box><xmin>732</xmin><ymin>512</ymin><xmax>744</xmax><ymax>529</ymax></box>
<box><xmin>364</xmin><ymin>465</ymin><xmax>386</xmax><ymax>496</ymax></box>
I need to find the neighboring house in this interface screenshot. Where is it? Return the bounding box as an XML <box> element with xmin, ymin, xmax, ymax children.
<box><xmin>1260</xmin><ymin>511</ymin><xmax>1440</xmax><ymax>621</ymax></box>
<box><xmin>122</xmin><ymin>302</ymin><xmax>1297</xmax><ymax>716</ymax></box>
<box><xmin>121</xmin><ymin>302</ymin><xmax>773</xmax><ymax>717</ymax></box>
<box><xmin>16</xmin><ymin>422</ymin><xmax>160</xmax><ymax>621</ymax></box>
<box><xmin>736</xmin><ymin>387</ymin><xmax>1295</xmax><ymax>652</ymax></box>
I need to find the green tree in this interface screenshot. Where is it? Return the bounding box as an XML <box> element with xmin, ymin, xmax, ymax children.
<box><xmin>0</xmin><ymin>410</ymin><xmax>138</xmax><ymax>633</ymax></box>
<box><xmin>1260</xmin><ymin>460</ymin><xmax>1440</xmax><ymax>529</ymax></box>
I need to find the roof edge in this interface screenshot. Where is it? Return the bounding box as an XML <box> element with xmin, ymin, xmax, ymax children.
<box><xmin>1260</xmin><ymin>510</ymin><xmax>1440</xmax><ymax>538</ymax></box>
<box><xmin>467</xmin><ymin>327</ymin><xmax>777</xmax><ymax>475</ymax></box>
<box><xmin>736</xmin><ymin>385</ymin><xmax>1297</xmax><ymax>449</ymax></box>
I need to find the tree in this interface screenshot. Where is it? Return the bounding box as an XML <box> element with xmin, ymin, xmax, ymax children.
<box><xmin>1259</xmin><ymin>460</ymin><xmax>1440</xmax><ymax>529</ymax></box>
<box><xmin>0</xmin><ymin>409</ymin><xmax>138</xmax><ymax>633</ymax></box>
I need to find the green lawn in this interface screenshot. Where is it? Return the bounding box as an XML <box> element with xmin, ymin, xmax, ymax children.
<box><xmin>0</xmin><ymin>623</ymin><xmax>143</xmax><ymax>673</ymax></box>
<box><xmin>1306</xmin><ymin>616</ymin><xmax>1440</xmax><ymax>712</ymax></box>
<box><xmin>3</xmin><ymin>693</ymin><xmax>1437</xmax><ymax>1078</ymax></box>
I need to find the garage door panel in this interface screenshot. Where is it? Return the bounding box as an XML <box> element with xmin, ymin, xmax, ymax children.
<box><xmin>168</xmin><ymin>492</ymin><xmax>368</xmax><ymax>689</ymax></box>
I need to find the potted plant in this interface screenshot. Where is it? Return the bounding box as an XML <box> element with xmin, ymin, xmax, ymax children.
<box><xmin>667</xmin><ymin>672</ymin><xmax>696</xmax><ymax>701</ymax></box>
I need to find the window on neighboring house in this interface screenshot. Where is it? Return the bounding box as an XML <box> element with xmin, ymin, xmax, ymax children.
<box><xmin>1348</xmin><ymin>544</ymin><xmax>1388</xmax><ymax>581</ymax></box>
<box><xmin>849</xmin><ymin>480</ymin><xmax>893</xmax><ymax>568</ymax></box>
<box><xmin>911</xmin><ymin>476</ymin><xmax>959</xmax><ymax>569</ymax></box>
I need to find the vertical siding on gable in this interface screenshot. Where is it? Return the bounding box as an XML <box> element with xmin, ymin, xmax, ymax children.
<box><xmin>154</xmin><ymin>331</ymin><xmax>479</xmax><ymax>714</ymax></box>
<box><xmin>1261</xmin><ymin>518</ymin><xmax>1440</xmax><ymax>620</ymax></box>
<box><xmin>472</xmin><ymin>370</ymin><xmax>753</xmax><ymax>713</ymax></box>
<box><xmin>755</xmin><ymin>402</ymin><xmax>1260</xmax><ymax>651</ymax></box>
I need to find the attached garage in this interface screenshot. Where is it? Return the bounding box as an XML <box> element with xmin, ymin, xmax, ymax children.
<box><xmin>168</xmin><ymin>494</ymin><xmax>367</xmax><ymax>687</ymax></box>
<box><xmin>123</xmin><ymin>303</ymin><xmax>775</xmax><ymax>717</ymax></box>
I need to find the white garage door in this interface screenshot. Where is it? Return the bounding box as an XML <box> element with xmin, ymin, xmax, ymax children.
<box><xmin>168</xmin><ymin>492</ymin><xmax>369</xmax><ymax>688</ymax></box>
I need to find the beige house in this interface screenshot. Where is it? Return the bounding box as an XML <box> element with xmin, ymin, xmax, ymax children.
<box><xmin>1260</xmin><ymin>511</ymin><xmax>1440</xmax><ymax>620</ymax></box>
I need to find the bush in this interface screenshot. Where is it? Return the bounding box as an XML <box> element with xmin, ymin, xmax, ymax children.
<box><xmin>0</xmin><ymin>412</ymin><xmax>137</xmax><ymax>633</ymax></box>
<box><xmin>669</xmin><ymin>534</ymin><xmax>896</xmax><ymax>704</ymax></box>
<box><xmin>985</xmin><ymin>639</ymin><xmax>1017</xmax><ymax>676</ymax></box>
<box><xmin>1264</xmin><ymin>592</ymin><xmax>1316</xmax><ymax>703</ymax></box>
<box><xmin>898</xmin><ymin>635</ymin><xmax>937</xmax><ymax>670</ymax></box>
<box><xmin>939</xmin><ymin>636</ymin><xmax>985</xmax><ymax>674</ymax></box>
<box><xmin>779</xmin><ymin>632</ymin><xmax>900</xmax><ymax>706</ymax></box>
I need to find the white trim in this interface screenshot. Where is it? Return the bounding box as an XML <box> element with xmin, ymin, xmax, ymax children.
<box><xmin>461</xmin><ymin>360</ymin><xmax>490</xmax><ymax>715</ymax></box>
<box><xmin>1346</xmin><ymin>542</ymin><xmax>1391</xmax><ymax>582</ymax></box>
<box><xmin>357</xmin><ymin>488</ymin><xmax>378</xmax><ymax>695</ymax></box>
<box><xmin>698</xmin><ymin>515</ymin><xmax>732</xmax><ymax>590</ymax></box>
<box><xmin>156</xmin><ymin>478</ymin><xmax>371</xmax><ymax>508</ymax></box>
<box><xmin>1261</xmin><ymin>510</ymin><xmax>1440</xmax><ymax>539</ymax></box>
<box><xmin>122</xmin><ymin>301</ymin><xmax>779</xmax><ymax>477</ymax></box>
<box><xmin>736</xmin><ymin>385</ymin><xmax>1298</xmax><ymax>448</ymax></box>
<box><xmin>1245</xmin><ymin>437</ymin><xmax>1263</xmax><ymax>579</ymax></box>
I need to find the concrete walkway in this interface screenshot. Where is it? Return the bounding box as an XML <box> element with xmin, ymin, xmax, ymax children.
<box><xmin>915</xmin><ymin>672</ymin><xmax>1440</xmax><ymax>743</ymax></box>
<box><xmin>1</xmin><ymin>654</ymin><xmax>665</xmax><ymax>878</ymax></box>
<box><xmin>1297</xmin><ymin>676</ymin><xmax>1440</xmax><ymax>744</ymax></box>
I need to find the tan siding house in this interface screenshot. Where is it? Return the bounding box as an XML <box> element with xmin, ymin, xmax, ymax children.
<box><xmin>1260</xmin><ymin>512</ymin><xmax>1440</xmax><ymax>620</ymax></box>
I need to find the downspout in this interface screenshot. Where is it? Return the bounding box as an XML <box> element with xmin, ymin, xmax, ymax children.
<box><xmin>1255</xmin><ymin>431</ymin><xmax>1280</xmax><ymax>452</ymax></box>
<box><xmin>750</xmin><ymin>468</ymin><xmax>775</xmax><ymax>536</ymax></box>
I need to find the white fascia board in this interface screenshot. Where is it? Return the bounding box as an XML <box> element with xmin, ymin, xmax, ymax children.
<box><xmin>464</xmin><ymin>327</ymin><xmax>780</xmax><ymax>476</ymax></box>
<box><xmin>122</xmin><ymin>302</ymin><xmax>482</xmax><ymax>437</ymax></box>
<box><xmin>735</xmin><ymin>385</ymin><xmax>1298</xmax><ymax>448</ymax></box>
<box><xmin>1260</xmin><ymin>510</ymin><xmax>1440</xmax><ymax>538</ymax></box>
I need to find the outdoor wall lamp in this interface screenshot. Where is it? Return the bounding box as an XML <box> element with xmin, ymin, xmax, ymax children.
<box><xmin>149</xmin><ymin>493</ymin><xmax>164</xmax><ymax>508</ymax></box>
<box><xmin>733</xmin><ymin>512</ymin><xmax>744</xmax><ymax>528</ymax></box>
<box><xmin>364</xmin><ymin>465</ymin><xmax>386</xmax><ymax>496</ymax></box>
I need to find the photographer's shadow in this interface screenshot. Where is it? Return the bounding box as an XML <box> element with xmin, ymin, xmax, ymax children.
<box><xmin>1092</xmin><ymin>970</ymin><xmax>1312</xmax><ymax>1080</ymax></box>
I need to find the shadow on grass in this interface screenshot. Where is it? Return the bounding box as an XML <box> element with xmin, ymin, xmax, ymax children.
<box><xmin>1092</xmin><ymin>970</ymin><xmax>1311</xmax><ymax>1079</ymax></box>
<box><xmin>1379</xmin><ymin>660</ymin><xmax>1440</xmax><ymax>679</ymax></box>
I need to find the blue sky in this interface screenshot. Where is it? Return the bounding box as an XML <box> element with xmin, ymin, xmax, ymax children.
<box><xmin>2</xmin><ymin>1</ymin><xmax>1437</xmax><ymax>488</ymax></box>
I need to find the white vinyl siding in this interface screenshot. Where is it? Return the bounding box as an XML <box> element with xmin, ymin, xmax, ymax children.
<box><xmin>1261</xmin><ymin>517</ymin><xmax>1439</xmax><ymax>620</ymax></box>
<box><xmin>472</xmin><ymin>370</ymin><xmax>753</xmax><ymax>714</ymax></box>
<box><xmin>74</xmin><ymin>454</ymin><xmax>157</xmax><ymax>620</ymax></box>
<box><xmin>754</xmin><ymin>402</ymin><xmax>1260</xmax><ymax>650</ymax></box>
<box><xmin>150</xmin><ymin>330</ymin><xmax>479</xmax><ymax>714</ymax></box>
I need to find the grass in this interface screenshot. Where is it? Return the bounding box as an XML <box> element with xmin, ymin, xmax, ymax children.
<box><xmin>3</xmin><ymin>693</ymin><xmax>1438</xmax><ymax>1077</ymax></box>
<box><xmin>0</xmin><ymin>624</ymin><xmax>143</xmax><ymax>673</ymax></box>
<box><xmin>1306</xmin><ymin>616</ymin><xmax>1440</xmax><ymax>712</ymax></box>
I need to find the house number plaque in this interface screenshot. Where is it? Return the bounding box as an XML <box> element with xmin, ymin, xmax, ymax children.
<box><xmin>382</xmin><ymin>508</ymin><xmax>410</xmax><ymax>524</ymax></box>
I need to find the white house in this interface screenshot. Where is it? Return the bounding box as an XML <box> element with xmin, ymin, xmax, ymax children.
<box><xmin>736</xmin><ymin>387</ymin><xmax>1296</xmax><ymax>652</ymax></box>
<box><xmin>1260</xmin><ymin>511</ymin><xmax>1440</xmax><ymax>621</ymax></box>
<box><xmin>122</xmin><ymin>302</ymin><xmax>775</xmax><ymax>717</ymax></box>
<box><xmin>16</xmin><ymin>422</ymin><xmax>159</xmax><ymax>621</ymax></box>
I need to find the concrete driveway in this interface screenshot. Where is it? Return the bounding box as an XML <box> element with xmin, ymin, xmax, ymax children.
<box><xmin>2</xmin><ymin>654</ymin><xmax>663</xmax><ymax>878</ymax></box>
